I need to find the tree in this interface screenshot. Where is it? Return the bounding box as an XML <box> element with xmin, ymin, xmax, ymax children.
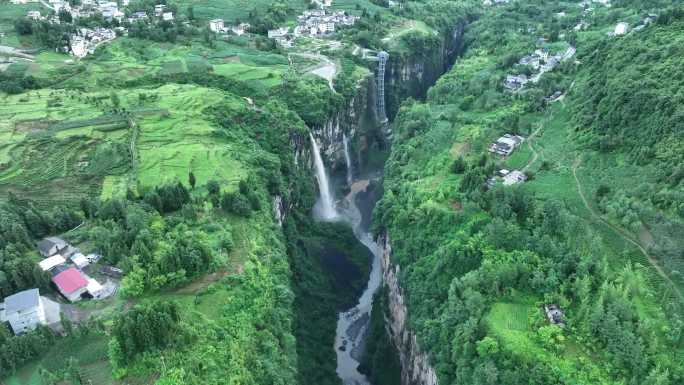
<box><xmin>111</xmin><ymin>301</ymin><xmax>181</xmax><ymax>362</ymax></box>
<box><xmin>451</xmin><ymin>156</ymin><xmax>467</xmax><ymax>174</ymax></box>
<box><xmin>110</xmin><ymin>92</ymin><xmax>120</xmax><ymax>109</ymax></box>
<box><xmin>476</xmin><ymin>336</ymin><xmax>499</xmax><ymax>357</ymax></box>
<box><xmin>188</xmin><ymin>171</ymin><xmax>196</xmax><ymax>189</ymax></box>
<box><xmin>14</xmin><ymin>19</ymin><xmax>33</xmax><ymax>35</ymax></box>
<box><xmin>206</xmin><ymin>180</ymin><xmax>220</xmax><ymax>195</ymax></box>
<box><xmin>58</xmin><ymin>9</ymin><xmax>73</xmax><ymax>23</ymax></box>
<box><xmin>65</xmin><ymin>357</ymin><xmax>82</xmax><ymax>385</ymax></box>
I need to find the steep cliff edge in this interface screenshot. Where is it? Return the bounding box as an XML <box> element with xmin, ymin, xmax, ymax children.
<box><xmin>379</xmin><ymin>234</ymin><xmax>438</xmax><ymax>385</ymax></box>
<box><xmin>286</xmin><ymin>18</ymin><xmax>468</xmax><ymax>385</ymax></box>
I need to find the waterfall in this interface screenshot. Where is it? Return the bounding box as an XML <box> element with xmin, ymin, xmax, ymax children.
<box><xmin>310</xmin><ymin>132</ymin><xmax>337</xmax><ymax>220</ymax></box>
<box><xmin>343</xmin><ymin>133</ymin><xmax>353</xmax><ymax>186</ymax></box>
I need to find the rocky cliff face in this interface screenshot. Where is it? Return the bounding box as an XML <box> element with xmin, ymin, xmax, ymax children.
<box><xmin>291</xmin><ymin>73</ymin><xmax>378</xmax><ymax>180</ymax></box>
<box><xmin>379</xmin><ymin>234</ymin><xmax>438</xmax><ymax>385</ymax></box>
<box><xmin>286</xmin><ymin>21</ymin><xmax>467</xmax><ymax>384</ymax></box>
<box><xmin>294</xmin><ymin>21</ymin><xmax>467</xmax><ymax>174</ymax></box>
<box><xmin>385</xmin><ymin>22</ymin><xmax>466</xmax><ymax>120</ymax></box>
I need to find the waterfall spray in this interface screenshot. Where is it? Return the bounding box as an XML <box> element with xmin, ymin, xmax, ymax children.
<box><xmin>343</xmin><ymin>133</ymin><xmax>353</xmax><ymax>186</ymax></box>
<box><xmin>309</xmin><ymin>132</ymin><xmax>337</xmax><ymax>220</ymax></box>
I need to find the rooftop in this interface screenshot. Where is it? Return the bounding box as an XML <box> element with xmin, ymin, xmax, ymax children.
<box><xmin>39</xmin><ymin>254</ymin><xmax>67</xmax><ymax>271</ymax></box>
<box><xmin>53</xmin><ymin>268</ymin><xmax>88</xmax><ymax>294</ymax></box>
<box><xmin>4</xmin><ymin>288</ymin><xmax>40</xmax><ymax>314</ymax></box>
<box><xmin>36</xmin><ymin>237</ymin><xmax>67</xmax><ymax>255</ymax></box>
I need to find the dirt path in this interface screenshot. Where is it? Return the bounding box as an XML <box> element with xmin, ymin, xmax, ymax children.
<box><xmin>572</xmin><ymin>156</ymin><xmax>684</xmax><ymax>303</ymax></box>
<box><xmin>522</xmin><ymin>118</ymin><xmax>546</xmax><ymax>172</ymax></box>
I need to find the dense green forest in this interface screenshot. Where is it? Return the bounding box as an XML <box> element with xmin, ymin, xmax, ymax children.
<box><xmin>374</xmin><ymin>1</ymin><xmax>684</xmax><ymax>385</ymax></box>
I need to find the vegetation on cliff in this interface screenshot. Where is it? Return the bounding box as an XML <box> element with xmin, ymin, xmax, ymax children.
<box><xmin>377</xmin><ymin>1</ymin><xmax>684</xmax><ymax>385</ymax></box>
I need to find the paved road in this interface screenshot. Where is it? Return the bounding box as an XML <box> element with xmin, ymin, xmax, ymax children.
<box><xmin>290</xmin><ymin>51</ymin><xmax>337</xmax><ymax>91</ymax></box>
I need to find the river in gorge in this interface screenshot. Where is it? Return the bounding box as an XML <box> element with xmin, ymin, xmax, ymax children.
<box><xmin>309</xmin><ymin>131</ymin><xmax>385</xmax><ymax>385</ymax></box>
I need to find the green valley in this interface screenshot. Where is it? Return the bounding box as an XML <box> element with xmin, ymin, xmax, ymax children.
<box><xmin>0</xmin><ymin>0</ymin><xmax>683</xmax><ymax>385</ymax></box>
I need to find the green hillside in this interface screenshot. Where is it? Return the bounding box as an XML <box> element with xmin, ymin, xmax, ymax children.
<box><xmin>376</xmin><ymin>1</ymin><xmax>684</xmax><ymax>385</ymax></box>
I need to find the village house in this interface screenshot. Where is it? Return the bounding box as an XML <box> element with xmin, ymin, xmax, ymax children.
<box><xmin>268</xmin><ymin>27</ymin><xmax>289</xmax><ymax>39</ymax></box>
<box><xmin>70</xmin><ymin>36</ymin><xmax>88</xmax><ymax>58</ymax></box>
<box><xmin>544</xmin><ymin>90</ymin><xmax>563</xmax><ymax>103</ymax></box>
<box><xmin>86</xmin><ymin>279</ymin><xmax>105</xmax><ymax>299</ymax></box>
<box><xmin>26</xmin><ymin>11</ymin><xmax>42</xmax><ymax>20</ymax></box>
<box><xmin>209</xmin><ymin>18</ymin><xmax>224</xmax><ymax>33</ymax></box>
<box><xmin>0</xmin><ymin>289</ymin><xmax>47</xmax><ymax>335</ymax></box>
<box><xmin>154</xmin><ymin>4</ymin><xmax>166</xmax><ymax>17</ymax></box>
<box><xmin>489</xmin><ymin>134</ymin><xmax>525</xmax><ymax>156</ymax></box>
<box><xmin>37</xmin><ymin>237</ymin><xmax>68</xmax><ymax>257</ymax></box>
<box><xmin>503</xmin><ymin>170</ymin><xmax>527</xmax><ymax>186</ymax></box>
<box><xmin>230</xmin><ymin>23</ymin><xmax>251</xmax><ymax>36</ymax></box>
<box><xmin>68</xmin><ymin>27</ymin><xmax>118</xmax><ymax>58</ymax></box>
<box><xmin>232</xmin><ymin>23</ymin><xmax>250</xmax><ymax>36</ymax></box>
<box><xmin>39</xmin><ymin>254</ymin><xmax>67</xmax><ymax>272</ymax></box>
<box><xmin>544</xmin><ymin>304</ymin><xmax>566</xmax><ymax>327</ymax></box>
<box><xmin>70</xmin><ymin>253</ymin><xmax>90</xmax><ymax>269</ymax></box>
<box><xmin>129</xmin><ymin>11</ymin><xmax>149</xmax><ymax>23</ymax></box>
<box><xmin>611</xmin><ymin>22</ymin><xmax>629</xmax><ymax>36</ymax></box>
<box><xmin>503</xmin><ymin>74</ymin><xmax>528</xmax><ymax>91</ymax></box>
<box><xmin>162</xmin><ymin>12</ymin><xmax>174</xmax><ymax>21</ymax></box>
<box><xmin>52</xmin><ymin>267</ymin><xmax>89</xmax><ymax>302</ymax></box>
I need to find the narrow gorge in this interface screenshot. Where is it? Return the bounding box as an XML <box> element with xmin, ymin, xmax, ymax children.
<box><xmin>297</xmin><ymin>20</ymin><xmax>467</xmax><ymax>385</ymax></box>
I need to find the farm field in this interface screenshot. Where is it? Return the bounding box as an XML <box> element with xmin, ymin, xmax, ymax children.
<box><xmin>0</xmin><ymin>81</ymin><xmax>260</xmax><ymax>207</ymax></box>
<box><xmin>0</xmin><ymin>2</ymin><xmax>44</xmax><ymax>48</ymax></box>
<box><xmin>518</xmin><ymin>103</ymin><xmax>684</xmax><ymax>300</ymax></box>
<box><xmin>486</xmin><ymin>298</ymin><xmax>615</xmax><ymax>384</ymax></box>
<box><xmin>2</xmin><ymin>37</ymin><xmax>290</xmax><ymax>93</ymax></box>
<box><xmin>169</xmin><ymin>0</ymin><xmax>309</xmax><ymax>21</ymax></box>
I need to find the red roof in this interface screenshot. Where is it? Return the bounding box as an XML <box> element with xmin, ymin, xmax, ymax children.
<box><xmin>52</xmin><ymin>267</ymin><xmax>88</xmax><ymax>294</ymax></box>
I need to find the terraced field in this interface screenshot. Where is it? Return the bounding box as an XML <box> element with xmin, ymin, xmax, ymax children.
<box><xmin>170</xmin><ymin>0</ymin><xmax>308</xmax><ymax>21</ymax></box>
<box><xmin>0</xmin><ymin>81</ymin><xmax>256</xmax><ymax>206</ymax></box>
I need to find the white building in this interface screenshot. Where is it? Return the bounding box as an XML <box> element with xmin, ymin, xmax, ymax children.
<box><xmin>489</xmin><ymin>134</ymin><xmax>525</xmax><ymax>156</ymax></box>
<box><xmin>154</xmin><ymin>4</ymin><xmax>166</xmax><ymax>17</ymax></box>
<box><xmin>268</xmin><ymin>27</ymin><xmax>289</xmax><ymax>39</ymax></box>
<box><xmin>614</xmin><ymin>22</ymin><xmax>629</xmax><ymax>35</ymax></box>
<box><xmin>209</xmin><ymin>19</ymin><xmax>224</xmax><ymax>32</ymax></box>
<box><xmin>86</xmin><ymin>278</ymin><xmax>104</xmax><ymax>299</ymax></box>
<box><xmin>162</xmin><ymin>12</ymin><xmax>173</xmax><ymax>21</ymax></box>
<box><xmin>26</xmin><ymin>11</ymin><xmax>42</xmax><ymax>20</ymax></box>
<box><xmin>39</xmin><ymin>254</ymin><xmax>67</xmax><ymax>271</ymax></box>
<box><xmin>503</xmin><ymin>170</ymin><xmax>527</xmax><ymax>186</ymax></box>
<box><xmin>0</xmin><ymin>289</ymin><xmax>47</xmax><ymax>335</ymax></box>
<box><xmin>70</xmin><ymin>253</ymin><xmax>90</xmax><ymax>269</ymax></box>
<box><xmin>231</xmin><ymin>23</ymin><xmax>250</xmax><ymax>36</ymax></box>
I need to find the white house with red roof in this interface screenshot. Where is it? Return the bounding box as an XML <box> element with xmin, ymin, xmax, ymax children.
<box><xmin>52</xmin><ymin>267</ymin><xmax>89</xmax><ymax>302</ymax></box>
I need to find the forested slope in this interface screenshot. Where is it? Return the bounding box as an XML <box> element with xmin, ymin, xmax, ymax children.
<box><xmin>377</xmin><ymin>1</ymin><xmax>684</xmax><ymax>385</ymax></box>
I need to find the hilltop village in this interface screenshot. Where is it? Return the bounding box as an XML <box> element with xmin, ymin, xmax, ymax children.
<box><xmin>13</xmin><ymin>0</ymin><xmax>358</xmax><ymax>58</ymax></box>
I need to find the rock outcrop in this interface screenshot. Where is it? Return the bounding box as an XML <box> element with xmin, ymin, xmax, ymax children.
<box><xmin>379</xmin><ymin>234</ymin><xmax>438</xmax><ymax>385</ymax></box>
